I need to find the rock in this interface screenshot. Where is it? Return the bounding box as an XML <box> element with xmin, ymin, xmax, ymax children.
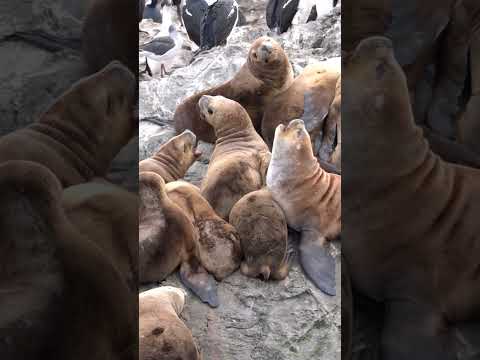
<box><xmin>139</xmin><ymin>4</ymin><xmax>341</xmax><ymax>359</ymax></box>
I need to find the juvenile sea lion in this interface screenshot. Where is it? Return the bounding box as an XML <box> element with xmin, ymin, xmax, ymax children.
<box><xmin>83</xmin><ymin>0</ymin><xmax>138</xmax><ymax>75</ymax></box>
<box><xmin>266</xmin><ymin>119</ymin><xmax>341</xmax><ymax>296</ymax></box>
<box><xmin>139</xmin><ymin>171</ymin><xmax>218</xmax><ymax>307</ymax></box>
<box><xmin>140</xmin><ymin>286</ymin><xmax>201</xmax><ymax>360</ymax></box>
<box><xmin>229</xmin><ymin>188</ymin><xmax>289</xmax><ymax>281</ymax></box>
<box><xmin>166</xmin><ymin>180</ymin><xmax>242</xmax><ymax>280</ymax></box>
<box><xmin>0</xmin><ymin>61</ymin><xmax>136</xmax><ymax>187</ymax></box>
<box><xmin>198</xmin><ymin>95</ymin><xmax>271</xmax><ymax>220</ymax></box>
<box><xmin>343</xmin><ymin>36</ymin><xmax>480</xmax><ymax>359</ymax></box>
<box><xmin>0</xmin><ymin>161</ymin><xmax>136</xmax><ymax>359</ymax></box>
<box><xmin>62</xmin><ymin>180</ymin><xmax>139</xmax><ymax>291</ymax></box>
<box><xmin>174</xmin><ymin>36</ymin><xmax>294</xmax><ymax>143</ymax></box>
<box><xmin>139</xmin><ymin>130</ymin><xmax>201</xmax><ymax>182</ymax></box>
<box><xmin>261</xmin><ymin>61</ymin><xmax>340</xmax><ymax>163</ymax></box>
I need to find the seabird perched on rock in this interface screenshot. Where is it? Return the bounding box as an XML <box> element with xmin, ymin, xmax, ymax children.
<box><xmin>267</xmin><ymin>0</ymin><xmax>335</xmax><ymax>34</ymax></box>
<box><xmin>182</xmin><ymin>0</ymin><xmax>239</xmax><ymax>50</ymax></box>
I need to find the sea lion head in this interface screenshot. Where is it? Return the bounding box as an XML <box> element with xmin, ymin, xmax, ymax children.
<box><xmin>142</xmin><ymin>286</ymin><xmax>187</xmax><ymax>315</ymax></box>
<box><xmin>198</xmin><ymin>95</ymin><xmax>252</xmax><ymax>135</ymax></box>
<box><xmin>272</xmin><ymin>119</ymin><xmax>314</xmax><ymax>163</ymax></box>
<box><xmin>343</xmin><ymin>36</ymin><xmax>415</xmax><ymax>137</ymax></box>
<box><xmin>155</xmin><ymin>130</ymin><xmax>202</xmax><ymax>170</ymax></box>
<box><xmin>247</xmin><ymin>36</ymin><xmax>293</xmax><ymax>88</ymax></box>
<box><xmin>42</xmin><ymin>61</ymin><xmax>137</xmax><ymax>156</ymax></box>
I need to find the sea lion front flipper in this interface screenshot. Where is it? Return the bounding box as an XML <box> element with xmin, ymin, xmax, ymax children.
<box><xmin>299</xmin><ymin>231</ymin><xmax>335</xmax><ymax>296</ymax></box>
<box><xmin>302</xmin><ymin>89</ymin><xmax>330</xmax><ymax>135</ymax></box>
<box><xmin>179</xmin><ymin>260</ymin><xmax>219</xmax><ymax>308</ymax></box>
<box><xmin>382</xmin><ymin>300</ymin><xmax>455</xmax><ymax>360</ymax></box>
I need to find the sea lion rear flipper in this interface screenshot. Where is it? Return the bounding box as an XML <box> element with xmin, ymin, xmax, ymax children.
<box><xmin>382</xmin><ymin>301</ymin><xmax>455</xmax><ymax>360</ymax></box>
<box><xmin>179</xmin><ymin>261</ymin><xmax>219</xmax><ymax>308</ymax></box>
<box><xmin>299</xmin><ymin>231</ymin><xmax>335</xmax><ymax>296</ymax></box>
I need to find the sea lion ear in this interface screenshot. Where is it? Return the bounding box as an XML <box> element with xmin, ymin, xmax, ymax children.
<box><xmin>299</xmin><ymin>231</ymin><xmax>336</xmax><ymax>296</ymax></box>
<box><xmin>179</xmin><ymin>261</ymin><xmax>219</xmax><ymax>308</ymax></box>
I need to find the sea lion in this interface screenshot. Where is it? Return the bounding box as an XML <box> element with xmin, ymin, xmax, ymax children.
<box><xmin>266</xmin><ymin>119</ymin><xmax>341</xmax><ymax>296</ymax></box>
<box><xmin>174</xmin><ymin>36</ymin><xmax>294</xmax><ymax>143</ymax></box>
<box><xmin>83</xmin><ymin>0</ymin><xmax>138</xmax><ymax>75</ymax></box>
<box><xmin>343</xmin><ymin>36</ymin><xmax>480</xmax><ymax>359</ymax></box>
<box><xmin>139</xmin><ymin>130</ymin><xmax>201</xmax><ymax>182</ymax></box>
<box><xmin>341</xmin><ymin>255</ymin><xmax>353</xmax><ymax>360</ymax></box>
<box><xmin>139</xmin><ymin>171</ymin><xmax>219</xmax><ymax>307</ymax></box>
<box><xmin>139</xmin><ymin>286</ymin><xmax>201</xmax><ymax>360</ymax></box>
<box><xmin>229</xmin><ymin>188</ymin><xmax>289</xmax><ymax>281</ymax></box>
<box><xmin>166</xmin><ymin>180</ymin><xmax>242</xmax><ymax>280</ymax></box>
<box><xmin>261</xmin><ymin>61</ymin><xmax>340</xmax><ymax>163</ymax></box>
<box><xmin>0</xmin><ymin>160</ymin><xmax>136</xmax><ymax>359</ymax></box>
<box><xmin>198</xmin><ymin>95</ymin><xmax>271</xmax><ymax>220</ymax></box>
<box><xmin>62</xmin><ymin>180</ymin><xmax>139</xmax><ymax>291</ymax></box>
<box><xmin>0</xmin><ymin>61</ymin><xmax>136</xmax><ymax>187</ymax></box>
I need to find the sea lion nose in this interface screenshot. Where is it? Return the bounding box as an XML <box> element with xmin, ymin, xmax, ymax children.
<box><xmin>354</xmin><ymin>36</ymin><xmax>393</xmax><ymax>60</ymax></box>
<box><xmin>288</xmin><ymin>119</ymin><xmax>305</xmax><ymax>129</ymax></box>
<box><xmin>181</xmin><ymin>129</ymin><xmax>197</xmax><ymax>144</ymax></box>
<box><xmin>261</xmin><ymin>42</ymin><xmax>273</xmax><ymax>54</ymax></box>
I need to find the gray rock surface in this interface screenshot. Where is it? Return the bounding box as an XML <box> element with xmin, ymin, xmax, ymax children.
<box><xmin>139</xmin><ymin>4</ymin><xmax>342</xmax><ymax>359</ymax></box>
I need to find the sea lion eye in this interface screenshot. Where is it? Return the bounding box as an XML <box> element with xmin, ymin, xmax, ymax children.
<box><xmin>208</xmin><ymin>108</ymin><xmax>213</xmax><ymax>115</ymax></box>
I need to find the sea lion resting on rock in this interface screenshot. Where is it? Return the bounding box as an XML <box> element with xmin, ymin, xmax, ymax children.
<box><xmin>266</xmin><ymin>119</ymin><xmax>341</xmax><ymax>296</ymax></box>
<box><xmin>139</xmin><ymin>130</ymin><xmax>201</xmax><ymax>182</ymax></box>
<box><xmin>62</xmin><ymin>180</ymin><xmax>139</xmax><ymax>291</ymax></box>
<box><xmin>174</xmin><ymin>36</ymin><xmax>294</xmax><ymax>143</ymax></box>
<box><xmin>140</xmin><ymin>286</ymin><xmax>201</xmax><ymax>360</ymax></box>
<box><xmin>0</xmin><ymin>161</ymin><xmax>136</xmax><ymax>359</ymax></box>
<box><xmin>261</xmin><ymin>61</ymin><xmax>341</xmax><ymax>165</ymax></box>
<box><xmin>343</xmin><ymin>36</ymin><xmax>480</xmax><ymax>359</ymax></box>
<box><xmin>139</xmin><ymin>171</ymin><xmax>219</xmax><ymax>307</ymax></box>
<box><xmin>0</xmin><ymin>61</ymin><xmax>136</xmax><ymax>187</ymax></box>
<box><xmin>229</xmin><ymin>188</ymin><xmax>289</xmax><ymax>281</ymax></box>
<box><xmin>198</xmin><ymin>95</ymin><xmax>271</xmax><ymax>220</ymax></box>
<box><xmin>83</xmin><ymin>0</ymin><xmax>138</xmax><ymax>75</ymax></box>
<box><xmin>166</xmin><ymin>180</ymin><xmax>242</xmax><ymax>280</ymax></box>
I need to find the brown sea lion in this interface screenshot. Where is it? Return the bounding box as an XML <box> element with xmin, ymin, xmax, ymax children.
<box><xmin>174</xmin><ymin>36</ymin><xmax>294</xmax><ymax>143</ymax></box>
<box><xmin>165</xmin><ymin>180</ymin><xmax>242</xmax><ymax>280</ymax></box>
<box><xmin>229</xmin><ymin>188</ymin><xmax>289</xmax><ymax>281</ymax></box>
<box><xmin>139</xmin><ymin>130</ymin><xmax>201</xmax><ymax>182</ymax></box>
<box><xmin>62</xmin><ymin>180</ymin><xmax>138</xmax><ymax>291</ymax></box>
<box><xmin>266</xmin><ymin>119</ymin><xmax>341</xmax><ymax>296</ymax></box>
<box><xmin>198</xmin><ymin>95</ymin><xmax>271</xmax><ymax>220</ymax></box>
<box><xmin>0</xmin><ymin>160</ymin><xmax>136</xmax><ymax>359</ymax></box>
<box><xmin>139</xmin><ymin>171</ymin><xmax>218</xmax><ymax>307</ymax></box>
<box><xmin>261</xmin><ymin>61</ymin><xmax>340</xmax><ymax>163</ymax></box>
<box><xmin>83</xmin><ymin>0</ymin><xmax>138</xmax><ymax>75</ymax></box>
<box><xmin>343</xmin><ymin>36</ymin><xmax>480</xmax><ymax>359</ymax></box>
<box><xmin>140</xmin><ymin>286</ymin><xmax>201</xmax><ymax>360</ymax></box>
<box><xmin>0</xmin><ymin>61</ymin><xmax>136</xmax><ymax>187</ymax></box>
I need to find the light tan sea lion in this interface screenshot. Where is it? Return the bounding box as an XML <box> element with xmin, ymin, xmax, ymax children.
<box><xmin>174</xmin><ymin>36</ymin><xmax>294</xmax><ymax>143</ymax></box>
<box><xmin>139</xmin><ymin>171</ymin><xmax>219</xmax><ymax>307</ymax></box>
<box><xmin>198</xmin><ymin>95</ymin><xmax>271</xmax><ymax>220</ymax></box>
<box><xmin>229</xmin><ymin>188</ymin><xmax>289</xmax><ymax>281</ymax></box>
<box><xmin>343</xmin><ymin>36</ymin><xmax>480</xmax><ymax>359</ymax></box>
<box><xmin>140</xmin><ymin>286</ymin><xmax>202</xmax><ymax>360</ymax></box>
<box><xmin>261</xmin><ymin>62</ymin><xmax>340</xmax><ymax>163</ymax></box>
<box><xmin>165</xmin><ymin>180</ymin><xmax>242</xmax><ymax>280</ymax></box>
<box><xmin>266</xmin><ymin>119</ymin><xmax>341</xmax><ymax>296</ymax></box>
<box><xmin>0</xmin><ymin>160</ymin><xmax>136</xmax><ymax>359</ymax></box>
<box><xmin>0</xmin><ymin>61</ymin><xmax>136</xmax><ymax>187</ymax></box>
<box><xmin>83</xmin><ymin>0</ymin><xmax>138</xmax><ymax>75</ymax></box>
<box><xmin>139</xmin><ymin>130</ymin><xmax>201</xmax><ymax>182</ymax></box>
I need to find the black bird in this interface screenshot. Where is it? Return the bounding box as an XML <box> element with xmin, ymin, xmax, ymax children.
<box><xmin>182</xmin><ymin>0</ymin><xmax>239</xmax><ymax>49</ymax></box>
<box><xmin>143</xmin><ymin>0</ymin><xmax>162</xmax><ymax>22</ymax></box>
<box><xmin>266</xmin><ymin>0</ymin><xmax>301</xmax><ymax>34</ymax></box>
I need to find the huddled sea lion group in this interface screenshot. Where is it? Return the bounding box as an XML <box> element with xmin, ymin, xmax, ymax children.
<box><xmin>139</xmin><ymin>36</ymin><xmax>341</xmax><ymax>357</ymax></box>
<box><xmin>0</xmin><ymin>61</ymin><xmax>139</xmax><ymax>358</ymax></box>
